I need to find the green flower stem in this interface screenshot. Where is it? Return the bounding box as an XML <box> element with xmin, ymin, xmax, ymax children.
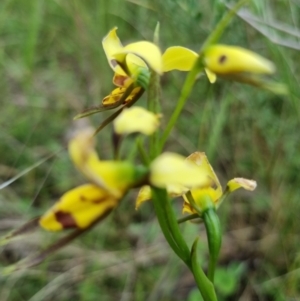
<box><xmin>186</xmin><ymin>192</ymin><xmax>222</xmax><ymax>283</ymax></box>
<box><xmin>203</xmin><ymin>208</ymin><xmax>222</xmax><ymax>283</ymax></box>
<box><xmin>147</xmin><ymin>23</ymin><xmax>161</xmax><ymax>159</ymax></box>
<box><xmin>191</xmin><ymin>238</ymin><xmax>218</xmax><ymax>301</ymax></box>
<box><xmin>159</xmin><ymin>0</ymin><xmax>248</xmax><ymax>151</ymax></box>
<box><xmin>148</xmin><ymin>69</ymin><xmax>161</xmax><ymax>159</ymax></box>
<box><xmin>0</xmin><ymin>217</ymin><xmax>40</xmax><ymax>247</ymax></box>
<box><xmin>202</xmin><ymin>0</ymin><xmax>249</xmax><ymax>50</ymax></box>
<box><xmin>177</xmin><ymin>213</ymin><xmax>200</xmax><ymax>224</ymax></box>
<box><xmin>160</xmin><ymin>61</ymin><xmax>203</xmax><ymax>150</ymax></box>
<box><xmin>136</xmin><ymin>136</ymin><xmax>150</xmax><ymax>166</ymax></box>
<box><xmin>151</xmin><ymin>187</ymin><xmax>191</xmax><ymax>265</ymax></box>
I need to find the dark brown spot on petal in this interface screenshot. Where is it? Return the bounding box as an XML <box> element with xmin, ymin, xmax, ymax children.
<box><xmin>55</xmin><ymin>211</ymin><xmax>78</xmax><ymax>229</ymax></box>
<box><xmin>80</xmin><ymin>195</ymin><xmax>87</xmax><ymax>202</ymax></box>
<box><xmin>219</xmin><ymin>55</ymin><xmax>227</xmax><ymax>64</ymax></box>
<box><xmin>111</xmin><ymin>59</ymin><xmax>118</xmax><ymax>67</ymax></box>
<box><xmin>92</xmin><ymin>196</ymin><xmax>108</xmax><ymax>204</ymax></box>
<box><xmin>114</xmin><ymin>75</ymin><xmax>128</xmax><ymax>87</ymax></box>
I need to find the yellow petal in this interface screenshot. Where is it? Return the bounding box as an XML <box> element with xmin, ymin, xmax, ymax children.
<box><xmin>181</xmin><ymin>152</ymin><xmax>222</xmax><ymax>214</ymax></box>
<box><xmin>68</xmin><ymin>127</ymin><xmax>99</xmax><ymax>171</ymax></box>
<box><xmin>205</xmin><ymin>68</ymin><xmax>217</xmax><ymax>83</ymax></box>
<box><xmin>114</xmin><ymin>107</ymin><xmax>160</xmax><ymax>135</ymax></box>
<box><xmin>135</xmin><ymin>185</ymin><xmax>152</xmax><ymax>209</ymax></box>
<box><xmin>68</xmin><ymin>129</ymin><xmax>137</xmax><ymax>196</ymax></box>
<box><xmin>114</xmin><ymin>41</ymin><xmax>162</xmax><ymax>75</ymax></box>
<box><xmin>204</xmin><ymin>44</ymin><xmax>275</xmax><ymax>75</ymax></box>
<box><xmin>39</xmin><ymin>184</ymin><xmax>117</xmax><ymax>231</ymax></box>
<box><xmin>186</xmin><ymin>152</ymin><xmax>222</xmax><ymax>197</ymax></box>
<box><xmin>150</xmin><ymin>152</ymin><xmax>209</xmax><ymax>189</ymax></box>
<box><xmin>162</xmin><ymin>46</ymin><xmax>198</xmax><ymax>72</ymax></box>
<box><xmin>227</xmin><ymin>178</ymin><xmax>257</xmax><ymax>192</ymax></box>
<box><xmin>102</xmin><ymin>27</ymin><xmax>126</xmax><ymax>75</ymax></box>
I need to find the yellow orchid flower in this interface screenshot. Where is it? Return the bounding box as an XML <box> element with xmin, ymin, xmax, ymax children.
<box><xmin>113</xmin><ymin>106</ymin><xmax>161</xmax><ymax>136</ymax></box>
<box><xmin>135</xmin><ymin>152</ymin><xmax>213</xmax><ymax>209</ymax></box>
<box><xmin>162</xmin><ymin>44</ymin><xmax>275</xmax><ymax>85</ymax></box>
<box><xmin>203</xmin><ymin>45</ymin><xmax>275</xmax><ymax>75</ymax></box>
<box><xmin>136</xmin><ymin>152</ymin><xmax>256</xmax><ymax>214</ymax></box>
<box><xmin>102</xmin><ymin>27</ymin><xmax>162</xmax><ymax>76</ymax></box>
<box><xmin>150</xmin><ymin>152</ymin><xmax>211</xmax><ymax>189</ymax></box>
<box><xmin>182</xmin><ymin>152</ymin><xmax>257</xmax><ymax>215</ymax></box>
<box><xmin>39</xmin><ymin>129</ymin><xmax>147</xmax><ymax>231</ymax></box>
<box><xmin>101</xmin><ymin>28</ymin><xmax>202</xmax><ymax>109</ymax></box>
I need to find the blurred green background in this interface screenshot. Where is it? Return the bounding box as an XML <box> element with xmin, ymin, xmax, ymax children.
<box><xmin>0</xmin><ymin>0</ymin><xmax>300</xmax><ymax>300</ymax></box>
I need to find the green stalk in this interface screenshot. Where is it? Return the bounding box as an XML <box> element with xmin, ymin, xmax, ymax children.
<box><xmin>151</xmin><ymin>188</ymin><xmax>189</xmax><ymax>264</ymax></box>
<box><xmin>186</xmin><ymin>192</ymin><xmax>222</xmax><ymax>283</ymax></box>
<box><xmin>177</xmin><ymin>213</ymin><xmax>200</xmax><ymax>224</ymax></box>
<box><xmin>160</xmin><ymin>61</ymin><xmax>202</xmax><ymax>149</ymax></box>
<box><xmin>137</xmin><ymin>136</ymin><xmax>150</xmax><ymax>166</ymax></box>
<box><xmin>147</xmin><ymin>22</ymin><xmax>161</xmax><ymax>159</ymax></box>
<box><xmin>203</xmin><ymin>209</ymin><xmax>222</xmax><ymax>283</ymax></box>
<box><xmin>151</xmin><ymin>187</ymin><xmax>191</xmax><ymax>265</ymax></box>
<box><xmin>202</xmin><ymin>0</ymin><xmax>249</xmax><ymax>50</ymax></box>
<box><xmin>191</xmin><ymin>238</ymin><xmax>218</xmax><ymax>301</ymax></box>
<box><xmin>159</xmin><ymin>0</ymin><xmax>249</xmax><ymax>151</ymax></box>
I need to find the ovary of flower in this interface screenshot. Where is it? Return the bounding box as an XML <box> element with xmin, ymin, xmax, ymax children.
<box><xmin>149</xmin><ymin>152</ymin><xmax>210</xmax><ymax>189</ymax></box>
<box><xmin>113</xmin><ymin>107</ymin><xmax>161</xmax><ymax>135</ymax></box>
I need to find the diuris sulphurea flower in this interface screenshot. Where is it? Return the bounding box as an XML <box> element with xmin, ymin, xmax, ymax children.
<box><xmin>74</xmin><ymin>27</ymin><xmax>202</xmax><ymax>119</ymax></box>
<box><xmin>136</xmin><ymin>152</ymin><xmax>256</xmax><ymax>215</ymax></box>
<box><xmin>40</xmin><ymin>128</ymin><xmax>147</xmax><ymax>231</ymax></box>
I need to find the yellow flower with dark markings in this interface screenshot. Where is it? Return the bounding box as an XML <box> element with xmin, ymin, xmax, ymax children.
<box><xmin>39</xmin><ymin>184</ymin><xmax>118</xmax><ymax>231</ymax></box>
<box><xmin>101</xmin><ymin>28</ymin><xmax>201</xmax><ymax>109</ymax></box>
<box><xmin>162</xmin><ymin>44</ymin><xmax>275</xmax><ymax>85</ymax></box>
<box><xmin>39</xmin><ymin>129</ymin><xmax>147</xmax><ymax>231</ymax></box>
<box><xmin>203</xmin><ymin>44</ymin><xmax>275</xmax><ymax>80</ymax></box>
